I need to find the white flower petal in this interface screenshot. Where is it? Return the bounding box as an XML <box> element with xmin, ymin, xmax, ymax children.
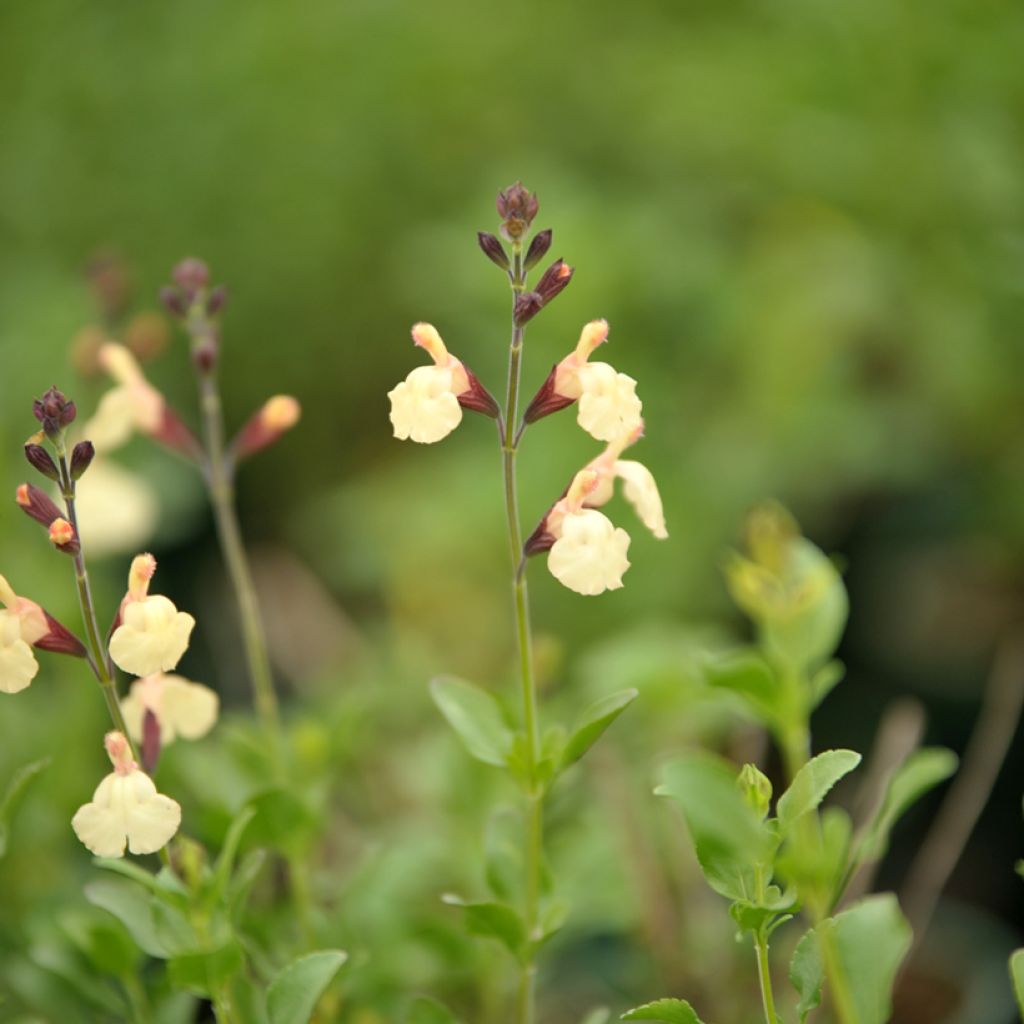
<box><xmin>123</xmin><ymin>674</ymin><xmax>219</xmax><ymax>743</ymax></box>
<box><xmin>576</xmin><ymin>362</ymin><xmax>643</xmax><ymax>442</ymax></box>
<box><xmin>72</xmin><ymin>770</ymin><xmax>181</xmax><ymax>858</ymax></box>
<box><xmin>388</xmin><ymin>365</ymin><xmax>463</xmax><ymax>444</ymax></box>
<box><xmin>615</xmin><ymin>460</ymin><xmax>668</xmax><ymax>539</ymax></box>
<box><xmin>109</xmin><ymin>596</ymin><xmax>195</xmax><ymax>677</ymax></box>
<box><xmin>547</xmin><ymin>509</ymin><xmax>631</xmax><ymax>596</ymax></box>
<box><xmin>0</xmin><ymin>611</ymin><xmax>39</xmax><ymax>694</ymax></box>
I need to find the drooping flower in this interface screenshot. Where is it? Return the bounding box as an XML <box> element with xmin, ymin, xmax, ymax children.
<box><xmin>0</xmin><ymin>575</ymin><xmax>85</xmax><ymax>692</ymax></box>
<box><xmin>584</xmin><ymin>426</ymin><xmax>668</xmax><ymax>540</ymax></box>
<box><xmin>120</xmin><ymin>674</ymin><xmax>219</xmax><ymax>745</ymax></box>
<box><xmin>388</xmin><ymin>324</ymin><xmax>498</xmax><ymax>444</ymax></box>
<box><xmin>71</xmin><ymin>731</ymin><xmax>181</xmax><ymax>858</ymax></box>
<box><xmin>109</xmin><ymin>554</ymin><xmax>195</xmax><ymax>677</ymax></box>
<box><xmin>85</xmin><ymin>343</ymin><xmax>199</xmax><ymax>458</ymax></box>
<box><xmin>524</xmin><ymin>320</ymin><xmax>643</xmax><ymax>442</ymax></box>
<box><xmin>527</xmin><ymin>470</ymin><xmax>631</xmax><ymax>596</ymax></box>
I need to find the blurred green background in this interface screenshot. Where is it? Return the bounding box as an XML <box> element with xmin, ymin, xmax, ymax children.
<box><xmin>2</xmin><ymin>0</ymin><xmax>1023</xmax><ymax>1021</ymax></box>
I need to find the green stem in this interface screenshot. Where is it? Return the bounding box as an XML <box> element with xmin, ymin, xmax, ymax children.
<box><xmin>818</xmin><ymin>918</ymin><xmax>859</xmax><ymax>1024</ymax></box>
<box><xmin>196</xmin><ymin>371</ymin><xmax>283</xmax><ymax>776</ymax></box>
<box><xmin>754</xmin><ymin>930</ymin><xmax>780</xmax><ymax>1024</ymax></box>
<box><xmin>502</xmin><ymin>246</ymin><xmax>542</xmax><ymax>1024</ymax></box>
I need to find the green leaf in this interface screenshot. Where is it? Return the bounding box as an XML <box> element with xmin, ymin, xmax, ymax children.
<box><xmin>168</xmin><ymin>941</ymin><xmax>244</xmax><ymax>997</ymax></box>
<box><xmin>84</xmin><ymin>878</ymin><xmax>168</xmax><ymax>959</ymax></box>
<box><xmin>810</xmin><ymin>660</ymin><xmax>845</xmax><ymax>707</ymax></box>
<box><xmin>559</xmin><ymin>689</ymin><xmax>638</xmax><ymax>771</ymax></box>
<box><xmin>1011</xmin><ymin>949</ymin><xmax>1024</xmax><ymax>1019</ymax></box>
<box><xmin>442</xmin><ymin>894</ymin><xmax>525</xmax><ymax>960</ymax></box>
<box><xmin>245</xmin><ymin>787</ymin><xmax>318</xmax><ymax>853</ymax></box>
<box><xmin>407</xmin><ymin>996</ymin><xmax>462</xmax><ymax>1024</ymax></box>
<box><xmin>212</xmin><ymin>805</ymin><xmax>257</xmax><ymax>903</ymax></box>
<box><xmin>789</xmin><ymin>895</ymin><xmax>911</xmax><ymax>1024</ymax></box>
<box><xmin>430</xmin><ymin>676</ymin><xmax>513</xmax><ymax>767</ymax></box>
<box><xmin>621</xmin><ymin>998</ymin><xmax>706</xmax><ymax>1023</ymax></box>
<box><xmin>703</xmin><ymin>650</ymin><xmax>781</xmax><ymax>728</ymax></box>
<box><xmin>856</xmin><ymin>747</ymin><xmax>958</xmax><ymax>863</ymax></box>
<box><xmin>656</xmin><ymin>753</ymin><xmax>770</xmax><ymax>901</ymax></box>
<box><xmin>777</xmin><ymin>749</ymin><xmax>861</xmax><ymax>833</ymax></box>
<box><xmin>266</xmin><ymin>949</ymin><xmax>347</xmax><ymax>1024</ymax></box>
<box><xmin>0</xmin><ymin>758</ymin><xmax>49</xmax><ymax>858</ymax></box>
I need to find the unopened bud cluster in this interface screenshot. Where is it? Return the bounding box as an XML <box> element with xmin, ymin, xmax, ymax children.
<box><xmin>389</xmin><ymin>183</ymin><xmax>667</xmax><ymax>595</ymax></box>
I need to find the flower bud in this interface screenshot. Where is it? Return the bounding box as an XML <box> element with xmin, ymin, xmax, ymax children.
<box><xmin>16</xmin><ymin>483</ymin><xmax>63</xmax><ymax>527</ymax></box>
<box><xmin>24</xmin><ymin>443</ymin><xmax>59</xmax><ymax>482</ymax></box>
<box><xmin>205</xmin><ymin>285</ymin><xmax>228</xmax><ymax>316</ymax></box>
<box><xmin>70</xmin><ymin>441</ymin><xmax>96</xmax><ymax>480</ymax></box>
<box><xmin>524</xmin><ymin>228</ymin><xmax>552</xmax><ymax>271</ymax></box>
<box><xmin>159</xmin><ymin>286</ymin><xmax>186</xmax><ymax>318</ymax></box>
<box><xmin>477</xmin><ymin>232</ymin><xmax>510</xmax><ymax>271</ymax></box>
<box><xmin>737</xmin><ymin>763</ymin><xmax>773</xmax><ymax>821</ymax></box>
<box><xmin>32</xmin><ymin>386</ymin><xmax>76</xmax><ymax>440</ymax></box>
<box><xmin>535</xmin><ymin>259</ymin><xmax>574</xmax><ymax>303</ymax></box>
<box><xmin>172</xmin><ymin>257</ymin><xmax>210</xmax><ymax>298</ymax></box>
<box><xmin>232</xmin><ymin>395</ymin><xmax>302</xmax><ymax>461</ymax></box>
<box><xmin>496</xmin><ymin>181</ymin><xmax>539</xmax><ymax>241</ymax></box>
<box><xmin>49</xmin><ymin>517</ymin><xmax>80</xmax><ymax>554</ymax></box>
<box><xmin>513</xmin><ymin>292</ymin><xmax>544</xmax><ymax>326</ymax></box>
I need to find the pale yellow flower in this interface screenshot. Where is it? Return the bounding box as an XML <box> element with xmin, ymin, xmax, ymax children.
<box><xmin>71</xmin><ymin>731</ymin><xmax>181</xmax><ymax>858</ymax></box>
<box><xmin>585</xmin><ymin>427</ymin><xmax>668</xmax><ymax>540</ymax></box>
<box><xmin>121</xmin><ymin>674</ymin><xmax>219</xmax><ymax>745</ymax></box>
<box><xmin>0</xmin><ymin>611</ymin><xmax>39</xmax><ymax>695</ymax></box>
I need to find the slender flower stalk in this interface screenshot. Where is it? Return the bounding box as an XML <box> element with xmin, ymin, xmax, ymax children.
<box><xmin>502</xmin><ymin>243</ymin><xmax>544</xmax><ymax>1024</ymax></box>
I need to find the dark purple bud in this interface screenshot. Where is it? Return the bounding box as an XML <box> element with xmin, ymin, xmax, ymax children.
<box><xmin>513</xmin><ymin>292</ymin><xmax>544</xmax><ymax>326</ymax></box>
<box><xmin>159</xmin><ymin>286</ymin><xmax>186</xmax><ymax>318</ymax></box>
<box><xmin>477</xmin><ymin>232</ymin><xmax>510</xmax><ymax>271</ymax></box>
<box><xmin>523</xmin><ymin>364</ymin><xmax>577</xmax><ymax>424</ymax></box>
<box><xmin>33</xmin><ymin>612</ymin><xmax>87</xmax><ymax>658</ymax></box>
<box><xmin>16</xmin><ymin>482</ymin><xmax>63</xmax><ymax>527</ymax></box>
<box><xmin>496</xmin><ymin>181</ymin><xmax>539</xmax><ymax>241</ymax></box>
<box><xmin>535</xmin><ymin>259</ymin><xmax>574</xmax><ymax>303</ymax></box>
<box><xmin>33</xmin><ymin>386</ymin><xmax>76</xmax><ymax>439</ymax></box>
<box><xmin>70</xmin><ymin>441</ymin><xmax>95</xmax><ymax>480</ymax></box>
<box><xmin>172</xmin><ymin>257</ymin><xmax>210</xmax><ymax>297</ymax></box>
<box><xmin>206</xmin><ymin>285</ymin><xmax>228</xmax><ymax>316</ymax></box>
<box><xmin>524</xmin><ymin>229</ymin><xmax>552</xmax><ymax>271</ymax></box>
<box><xmin>24</xmin><ymin>443</ymin><xmax>59</xmax><ymax>482</ymax></box>
<box><xmin>142</xmin><ymin>708</ymin><xmax>162</xmax><ymax>775</ymax></box>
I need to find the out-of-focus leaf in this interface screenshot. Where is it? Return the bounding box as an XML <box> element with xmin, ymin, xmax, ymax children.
<box><xmin>167</xmin><ymin>940</ymin><xmax>244</xmax><ymax>997</ymax></box>
<box><xmin>856</xmin><ymin>747</ymin><xmax>958</xmax><ymax>863</ymax></box>
<box><xmin>407</xmin><ymin>996</ymin><xmax>462</xmax><ymax>1024</ymax></box>
<box><xmin>789</xmin><ymin>894</ymin><xmax>911</xmax><ymax>1024</ymax></box>
<box><xmin>441</xmin><ymin>894</ymin><xmax>525</xmax><ymax>960</ymax></box>
<box><xmin>810</xmin><ymin>660</ymin><xmax>845</xmax><ymax>707</ymax></box>
<box><xmin>580</xmin><ymin>1009</ymin><xmax>611</xmax><ymax>1024</ymax></box>
<box><xmin>1010</xmin><ymin>949</ymin><xmax>1024</xmax><ymax>1019</ymax></box>
<box><xmin>30</xmin><ymin>942</ymin><xmax>125</xmax><ymax>1013</ymax></box>
<box><xmin>621</xmin><ymin>998</ymin><xmax>706</xmax><ymax>1023</ymax></box>
<box><xmin>0</xmin><ymin>758</ymin><xmax>49</xmax><ymax>858</ymax></box>
<box><xmin>703</xmin><ymin>650</ymin><xmax>781</xmax><ymax>728</ymax></box>
<box><xmin>656</xmin><ymin>753</ymin><xmax>769</xmax><ymax>900</ymax></box>
<box><xmin>60</xmin><ymin>907</ymin><xmax>141</xmax><ymax>977</ymax></box>
<box><xmin>430</xmin><ymin>676</ymin><xmax>513</xmax><ymax>767</ymax></box>
<box><xmin>559</xmin><ymin>688</ymin><xmax>638</xmax><ymax>771</ymax></box>
<box><xmin>212</xmin><ymin>805</ymin><xmax>256</xmax><ymax>903</ymax></box>
<box><xmin>266</xmin><ymin>949</ymin><xmax>347</xmax><ymax>1024</ymax></box>
<box><xmin>245</xmin><ymin>787</ymin><xmax>317</xmax><ymax>853</ymax></box>
<box><xmin>777</xmin><ymin>749</ymin><xmax>861</xmax><ymax>833</ymax></box>
<box><xmin>84</xmin><ymin>878</ymin><xmax>168</xmax><ymax>958</ymax></box>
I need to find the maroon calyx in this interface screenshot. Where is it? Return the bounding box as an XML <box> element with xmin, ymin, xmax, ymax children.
<box><xmin>16</xmin><ymin>483</ymin><xmax>63</xmax><ymax>527</ymax></box>
<box><xmin>457</xmin><ymin>366</ymin><xmax>500</xmax><ymax>419</ymax></box>
<box><xmin>523</xmin><ymin>365</ymin><xmax>576</xmax><ymax>425</ymax></box>
<box><xmin>141</xmin><ymin>708</ymin><xmax>162</xmax><ymax>775</ymax></box>
<box><xmin>34</xmin><ymin>611</ymin><xmax>87</xmax><ymax>658</ymax></box>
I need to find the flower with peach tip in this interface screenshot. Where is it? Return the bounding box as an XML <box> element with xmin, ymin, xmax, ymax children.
<box><xmin>0</xmin><ymin>574</ymin><xmax>86</xmax><ymax>660</ymax></box>
<box><xmin>109</xmin><ymin>554</ymin><xmax>195</xmax><ymax>677</ymax></box>
<box><xmin>388</xmin><ymin>323</ymin><xmax>498</xmax><ymax>444</ymax></box>
<box><xmin>232</xmin><ymin>395</ymin><xmax>301</xmax><ymax>461</ymax></box>
<box><xmin>527</xmin><ymin>470</ymin><xmax>631</xmax><ymax>596</ymax></box>
<box><xmin>48</xmin><ymin>517</ymin><xmax>80</xmax><ymax>554</ymax></box>
<box><xmin>16</xmin><ymin>482</ymin><xmax>63</xmax><ymax>528</ymax></box>
<box><xmin>121</xmin><ymin>674</ymin><xmax>219</xmax><ymax>746</ymax></box>
<box><xmin>71</xmin><ymin>731</ymin><xmax>181</xmax><ymax>858</ymax></box>
<box><xmin>583</xmin><ymin>426</ymin><xmax>668</xmax><ymax>540</ymax></box>
<box><xmin>0</xmin><ymin>612</ymin><xmax>39</xmax><ymax>694</ymax></box>
<box><xmin>86</xmin><ymin>343</ymin><xmax>200</xmax><ymax>458</ymax></box>
<box><xmin>524</xmin><ymin>320</ymin><xmax>643</xmax><ymax>442</ymax></box>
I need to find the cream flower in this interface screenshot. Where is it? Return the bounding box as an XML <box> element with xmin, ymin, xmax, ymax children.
<box><xmin>0</xmin><ymin>611</ymin><xmax>39</xmax><ymax>694</ymax></box>
<box><xmin>71</xmin><ymin>731</ymin><xmax>181</xmax><ymax>858</ymax></box>
<box><xmin>524</xmin><ymin>320</ymin><xmax>643</xmax><ymax>442</ymax></box>
<box><xmin>85</xmin><ymin>344</ymin><xmax>165</xmax><ymax>454</ymax></box>
<box><xmin>533</xmin><ymin>470</ymin><xmax>632</xmax><ymax>595</ymax></box>
<box><xmin>388</xmin><ymin>323</ymin><xmax>497</xmax><ymax>443</ymax></box>
<box><xmin>585</xmin><ymin>427</ymin><xmax>668</xmax><ymax>540</ymax></box>
<box><xmin>109</xmin><ymin>555</ymin><xmax>195</xmax><ymax>677</ymax></box>
<box><xmin>121</xmin><ymin>674</ymin><xmax>219</xmax><ymax>745</ymax></box>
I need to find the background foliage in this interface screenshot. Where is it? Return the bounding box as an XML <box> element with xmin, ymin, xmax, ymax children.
<box><xmin>1</xmin><ymin>1</ymin><xmax>1023</xmax><ymax>1021</ymax></box>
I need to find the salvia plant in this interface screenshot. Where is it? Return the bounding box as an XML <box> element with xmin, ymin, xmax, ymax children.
<box><xmin>2</xmin><ymin>188</ymin><xmax>1019</xmax><ymax>1024</ymax></box>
